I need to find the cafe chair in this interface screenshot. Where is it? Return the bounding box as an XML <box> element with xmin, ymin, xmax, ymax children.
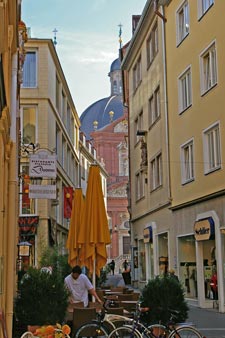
<box><xmin>73</xmin><ymin>307</ymin><xmax>96</xmax><ymax>335</ymax></box>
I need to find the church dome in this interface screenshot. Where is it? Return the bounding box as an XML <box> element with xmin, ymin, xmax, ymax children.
<box><xmin>110</xmin><ymin>58</ymin><xmax>121</xmax><ymax>72</ymax></box>
<box><xmin>80</xmin><ymin>95</ymin><xmax>123</xmax><ymax>140</ymax></box>
<box><xmin>80</xmin><ymin>53</ymin><xmax>124</xmax><ymax>140</ymax></box>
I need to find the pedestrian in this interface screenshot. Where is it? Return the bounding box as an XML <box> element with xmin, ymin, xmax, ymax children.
<box><xmin>109</xmin><ymin>259</ymin><xmax>115</xmax><ymax>275</ymax></box>
<box><xmin>168</xmin><ymin>269</ymin><xmax>179</xmax><ymax>282</ymax></box>
<box><xmin>122</xmin><ymin>259</ymin><xmax>129</xmax><ymax>272</ymax></box>
<box><xmin>210</xmin><ymin>269</ymin><xmax>218</xmax><ymax>300</ymax></box>
<box><xmin>64</xmin><ymin>265</ymin><xmax>102</xmax><ymax>307</ymax></box>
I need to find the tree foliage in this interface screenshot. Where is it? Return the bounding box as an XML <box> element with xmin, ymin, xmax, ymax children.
<box><xmin>140</xmin><ymin>275</ymin><xmax>189</xmax><ymax>325</ymax></box>
<box><xmin>15</xmin><ymin>267</ymin><xmax>69</xmax><ymax>326</ymax></box>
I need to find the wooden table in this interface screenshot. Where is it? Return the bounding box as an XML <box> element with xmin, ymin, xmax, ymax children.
<box><xmin>120</xmin><ymin>300</ymin><xmax>137</xmax><ymax>312</ymax></box>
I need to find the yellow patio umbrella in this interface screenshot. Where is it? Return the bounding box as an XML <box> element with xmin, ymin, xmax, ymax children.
<box><xmin>78</xmin><ymin>165</ymin><xmax>111</xmax><ymax>278</ymax></box>
<box><xmin>66</xmin><ymin>188</ymin><xmax>85</xmax><ymax>267</ymax></box>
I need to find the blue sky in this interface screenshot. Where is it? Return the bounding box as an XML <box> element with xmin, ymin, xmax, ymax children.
<box><xmin>22</xmin><ymin>0</ymin><xmax>147</xmax><ymax>115</ymax></box>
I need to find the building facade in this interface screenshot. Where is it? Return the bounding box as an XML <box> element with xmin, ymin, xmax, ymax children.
<box><xmin>164</xmin><ymin>0</ymin><xmax>225</xmax><ymax>312</ymax></box>
<box><xmin>122</xmin><ymin>0</ymin><xmax>173</xmax><ymax>288</ymax></box>
<box><xmin>0</xmin><ymin>1</ymin><xmax>25</xmax><ymax>336</ymax></box>
<box><xmin>80</xmin><ymin>57</ymin><xmax>130</xmax><ymax>272</ymax></box>
<box><xmin>20</xmin><ymin>38</ymin><xmax>80</xmax><ymax>267</ymax></box>
<box><xmin>122</xmin><ymin>0</ymin><xmax>225</xmax><ymax>312</ymax></box>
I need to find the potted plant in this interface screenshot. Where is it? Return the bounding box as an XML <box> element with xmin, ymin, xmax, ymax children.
<box><xmin>139</xmin><ymin>275</ymin><xmax>189</xmax><ymax>325</ymax></box>
<box><xmin>15</xmin><ymin>267</ymin><xmax>70</xmax><ymax>327</ymax></box>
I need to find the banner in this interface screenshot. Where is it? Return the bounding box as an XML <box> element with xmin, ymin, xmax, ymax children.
<box><xmin>63</xmin><ymin>187</ymin><xmax>73</xmax><ymax>219</ymax></box>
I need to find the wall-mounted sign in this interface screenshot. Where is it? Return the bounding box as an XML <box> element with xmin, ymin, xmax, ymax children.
<box><xmin>29</xmin><ymin>185</ymin><xmax>56</xmax><ymax>199</ymax></box>
<box><xmin>29</xmin><ymin>150</ymin><xmax>56</xmax><ymax>178</ymax></box>
<box><xmin>143</xmin><ymin>226</ymin><xmax>153</xmax><ymax>243</ymax></box>
<box><xmin>194</xmin><ymin>217</ymin><xmax>215</xmax><ymax>241</ymax></box>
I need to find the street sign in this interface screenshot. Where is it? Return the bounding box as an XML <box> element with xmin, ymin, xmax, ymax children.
<box><xmin>29</xmin><ymin>150</ymin><xmax>56</xmax><ymax>178</ymax></box>
<box><xmin>29</xmin><ymin>185</ymin><xmax>56</xmax><ymax>199</ymax></box>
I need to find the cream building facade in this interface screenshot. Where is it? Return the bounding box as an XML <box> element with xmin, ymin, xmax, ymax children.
<box><xmin>122</xmin><ymin>0</ymin><xmax>173</xmax><ymax>288</ymax></box>
<box><xmin>20</xmin><ymin>38</ymin><xmax>80</xmax><ymax>267</ymax></box>
<box><xmin>122</xmin><ymin>0</ymin><xmax>225</xmax><ymax>312</ymax></box>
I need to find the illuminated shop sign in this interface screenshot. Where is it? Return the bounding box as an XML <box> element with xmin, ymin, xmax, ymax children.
<box><xmin>143</xmin><ymin>226</ymin><xmax>153</xmax><ymax>243</ymax></box>
<box><xmin>194</xmin><ymin>217</ymin><xmax>215</xmax><ymax>241</ymax></box>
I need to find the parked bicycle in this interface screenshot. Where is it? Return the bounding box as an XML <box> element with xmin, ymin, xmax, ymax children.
<box><xmin>73</xmin><ymin>296</ymin><xmax>133</xmax><ymax>338</ymax></box>
<box><xmin>107</xmin><ymin>303</ymin><xmax>205</xmax><ymax>338</ymax></box>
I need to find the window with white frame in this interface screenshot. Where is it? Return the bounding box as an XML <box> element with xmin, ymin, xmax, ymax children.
<box><xmin>147</xmin><ymin>22</ymin><xmax>158</xmax><ymax>66</ymax></box>
<box><xmin>149</xmin><ymin>86</ymin><xmax>160</xmax><ymax>126</ymax></box>
<box><xmin>198</xmin><ymin>0</ymin><xmax>214</xmax><ymax>17</ymax></box>
<box><xmin>180</xmin><ymin>139</ymin><xmax>194</xmax><ymax>184</ymax></box>
<box><xmin>150</xmin><ymin>153</ymin><xmax>162</xmax><ymax>190</ymax></box>
<box><xmin>135</xmin><ymin>170</ymin><xmax>145</xmax><ymax>200</ymax></box>
<box><xmin>22</xmin><ymin>51</ymin><xmax>37</xmax><ymax>87</ymax></box>
<box><xmin>176</xmin><ymin>1</ymin><xmax>189</xmax><ymax>45</ymax></box>
<box><xmin>133</xmin><ymin>56</ymin><xmax>142</xmax><ymax>91</ymax></box>
<box><xmin>200</xmin><ymin>42</ymin><xmax>217</xmax><ymax>94</ymax></box>
<box><xmin>203</xmin><ymin>123</ymin><xmax>221</xmax><ymax>173</ymax></box>
<box><xmin>178</xmin><ymin>66</ymin><xmax>192</xmax><ymax>112</ymax></box>
<box><xmin>21</xmin><ymin>106</ymin><xmax>36</xmax><ymax>144</ymax></box>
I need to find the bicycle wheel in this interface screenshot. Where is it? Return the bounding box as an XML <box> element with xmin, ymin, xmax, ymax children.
<box><xmin>168</xmin><ymin>325</ymin><xmax>202</xmax><ymax>338</ymax></box>
<box><xmin>108</xmin><ymin>326</ymin><xmax>142</xmax><ymax>338</ymax></box>
<box><xmin>74</xmin><ymin>322</ymin><xmax>109</xmax><ymax>338</ymax></box>
<box><xmin>148</xmin><ymin>324</ymin><xmax>168</xmax><ymax>337</ymax></box>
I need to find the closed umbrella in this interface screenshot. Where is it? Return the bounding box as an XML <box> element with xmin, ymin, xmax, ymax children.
<box><xmin>78</xmin><ymin>165</ymin><xmax>111</xmax><ymax>280</ymax></box>
<box><xmin>66</xmin><ymin>188</ymin><xmax>85</xmax><ymax>267</ymax></box>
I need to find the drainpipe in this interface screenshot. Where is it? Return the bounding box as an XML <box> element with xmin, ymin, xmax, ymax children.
<box><xmin>154</xmin><ymin>0</ymin><xmax>167</xmax><ymax>22</ymax></box>
<box><xmin>159</xmin><ymin>4</ymin><xmax>171</xmax><ymax>203</ymax></box>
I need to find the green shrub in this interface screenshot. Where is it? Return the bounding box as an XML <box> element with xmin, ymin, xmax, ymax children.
<box><xmin>140</xmin><ymin>275</ymin><xmax>189</xmax><ymax>325</ymax></box>
<box><xmin>15</xmin><ymin>267</ymin><xmax>69</xmax><ymax>325</ymax></box>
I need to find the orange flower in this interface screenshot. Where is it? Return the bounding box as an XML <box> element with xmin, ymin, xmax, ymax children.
<box><xmin>45</xmin><ymin>325</ymin><xmax>55</xmax><ymax>335</ymax></box>
<box><xmin>62</xmin><ymin>324</ymin><xmax>71</xmax><ymax>335</ymax></box>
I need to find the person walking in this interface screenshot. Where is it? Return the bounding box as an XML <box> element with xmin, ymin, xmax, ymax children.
<box><xmin>64</xmin><ymin>265</ymin><xmax>102</xmax><ymax>307</ymax></box>
<box><xmin>109</xmin><ymin>259</ymin><xmax>115</xmax><ymax>275</ymax></box>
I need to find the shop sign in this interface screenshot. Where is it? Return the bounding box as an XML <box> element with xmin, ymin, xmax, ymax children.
<box><xmin>29</xmin><ymin>151</ymin><xmax>56</xmax><ymax>178</ymax></box>
<box><xmin>29</xmin><ymin>185</ymin><xmax>56</xmax><ymax>199</ymax></box>
<box><xmin>143</xmin><ymin>226</ymin><xmax>153</xmax><ymax>243</ymax></box>
<box><xmin>194</xmin><ymin>217</ymin><xmax>215</xmax><ymax>241</ymax></box>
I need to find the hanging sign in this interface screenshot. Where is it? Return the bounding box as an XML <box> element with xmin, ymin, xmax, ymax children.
<box><xmin>29</xmin><ymin>150</ymin><xmax>56</xmax><ymax>178</ymax></box>
<box><xmin>29</xmin><ymin>185</ymin><xmax>56</xmax><ymax>199</ymax></box>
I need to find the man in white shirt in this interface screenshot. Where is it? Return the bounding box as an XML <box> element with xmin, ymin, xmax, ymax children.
<box><xmin>64</xmin><ymin>265</ymin><xmax>102</xmax><ymax>307</ymax></box>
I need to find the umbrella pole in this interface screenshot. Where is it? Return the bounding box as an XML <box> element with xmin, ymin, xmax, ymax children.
<box><xmin>92</xmin><ymin>258</ymin><xmax>96</xmax><ymax>302</ymax></box>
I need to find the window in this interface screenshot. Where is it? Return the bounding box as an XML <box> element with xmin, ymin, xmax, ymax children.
<box><xmin>134</xmin><ymin>111</ymin><xmax>143</xmax><ymax>144</ymax></box>
<box><xmin>56</xmin><ymin>76</ymin><xmax>60</xmax><ymax>111</ymax></box>
<box><xmin>198</xmin><ymin>0</ymin><xmax>214</xmax><ymax>17</ymax></box>
<box><xmin>123</xmin><ymin>236</ymin><xmax>131</xmax><ymax>255</ymax></box>
<box><xmin>178</xmin><ymin>66</ymin><xmax>192</xmax><ymax>112</ymax></box>
<box><xmin>22</xmin><ymin>51</ymin><xmax>37</xmax><ymax>87</ymax></box>
<box><xmin>200</xmin><ymin>42</ymin><xmax>217</xmax><ymax>94</ymax></box>
<box><xmin>203</xmin><ymin>123</ymin><xmax>221</xmax><ymax>174</ymax></box>
<box><xmin>147</xmin><ymin>22</ymin><xmax>158</xmax><ymax>66</ymax></box>
<box><xmin>20</xmin><ymin>165</ymin><xmax>36</xmax><ymax>215</ymax></box>
<box><xmin>176</xmin><ymin>1</ymin><xmax>189</xmax><ymax>45</ymax></box>
<box><xmin>181</xmin><ymin>139</ymin><xmax>194</xmax><ymax>184</ymax></box>
<box><xmin>150</xmin><ymin>153</ymin><xmax>162</xmax><ymax>190</ymax></box>
<box><xmin>149</xmin><ymin>86</ymin><xmax>160</xmax><ymax>125</ymax></box>
<box><xmin>21</xmin><ymin>106</ymin><xmax>36</xmax><ymax>144</ymax></box>
<box><xmin>133</xmin><ymin>57</ymin><xmax>142</xmax><ymax>91</ymax></box>
<box><xmin>135</xmin><ymin>170</ymin><xmax>145</xmax><ymax>200</ymax></box>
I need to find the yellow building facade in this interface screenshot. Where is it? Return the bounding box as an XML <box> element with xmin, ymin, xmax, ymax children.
<box><xmin>123</xmin><ymin>0</ymin><xmax>225</xmax><ymax>311</ymax></box>
<box><xmin>165</xmin><ymin>0</ymin><xmax>225</xmax><ymax>311</ymax></box>
<box><xmin>0</xmin><ymin>0</ymin><xmax>23</xmax><ymax>336</ymax></box>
